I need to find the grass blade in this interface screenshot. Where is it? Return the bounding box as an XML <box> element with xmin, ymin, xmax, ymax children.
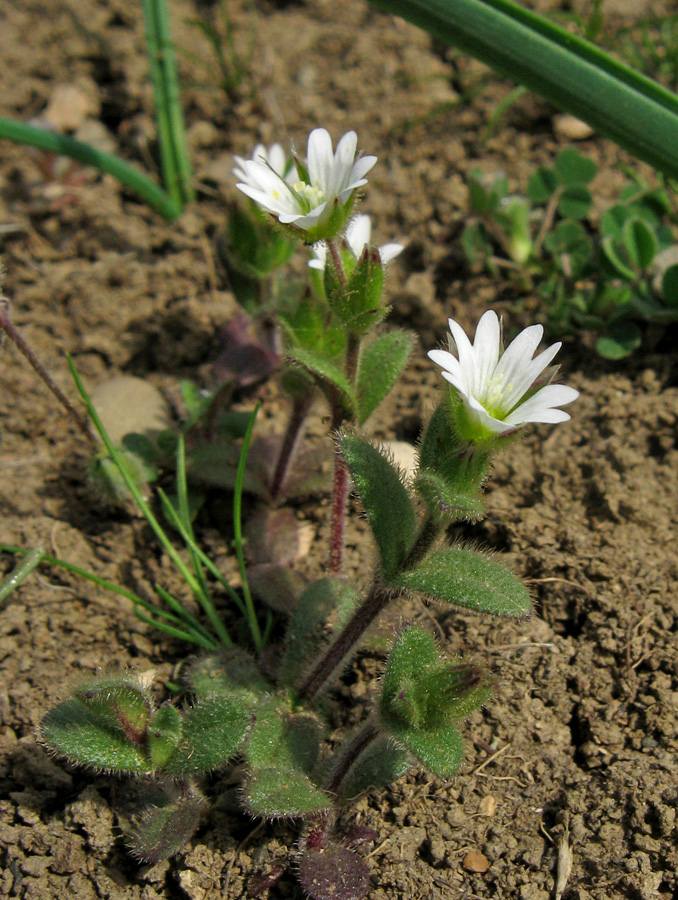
<box><xmin>369</xmin><ymin>0</ymin><xmax>678</xmax><ymax>180</ymax></box>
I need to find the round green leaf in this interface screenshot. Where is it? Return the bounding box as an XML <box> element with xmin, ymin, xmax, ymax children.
<box><xmin>661</xmin><ymin>264</ymin><xmax>678</xmax><ymax>308</ymax></box>
<box><xmin>599</xmin><ymin>204</ymin><xmax>630</xmax><ymax>241</ymax></box>
<box><xmin>527</xmin><ymin>166</ymin><xmax>558</xmax><ymax>204</ymax></box>
<box><xmin>554</xmin><ymin>148</ymin><xmax>597</xmax><ymax>186</ymax></box>
<box><xmin>542</xmin><ymin>220</ymin><xmax>593</xmax><ymax>277</ymax></box>
<box><xmin>622</xmin><ymin>217</ymin><xmax>657</xmax><ymax>271</ymax></box>
<box><xmin>595</xmin><ymin>321</ymin><xmax>642</xmax><ymax>359</ymax></box>
<box><xmin>601</xmin><ymin>236</ymin><xmax>636</xmax><ymax>280</ymax></box>
<box><xmin>557</xmin><ymin>185</ymin><xmax>592</xmax><ymax>220</ymax></box>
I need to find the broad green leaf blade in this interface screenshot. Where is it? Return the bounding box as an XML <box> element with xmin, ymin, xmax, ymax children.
<box><xmin>339</xmin><ymin>433</ymin><xmax>417</xmax><ymax>579</ymax></box>
<box><xmin>394</xmin><ymin>548</ymin><xmax>531</xmax><ymax>617</ymax></box>
<box><xmin>601</xmin><ymin>236</ymin><xmax>637</xmax><ymax>280</ymax></box>
<box><xmin>595</xmin><ymin>321</ymin><xmax>642</xmax><ymax>359</ymax></box>
<box><xmin>281</xmin><ymin>577</ymin><xmax>360</xmax><ymax>688</ymax></box>
<box><xmin>287</xmin><ymin>347</ymin><xmax>356</xmax><ymax>419</ymax></box>
<box><xmin>622</xmin><ymin>217</ymin><xmax>657</xmax><ymax>271</ymax></box>
<box><xmin>244</xmin><ymin>767</ymin><xmax>332</xmax><ymax>818</ymax></box>
<box><xmin>366</xmin><ymin>0</ymin><xmax>678</xmax><ymax>181</ymax></box>
<box><xmin>39</xmin><ymin>700</ymin><xmax>152</xmax><ymax>774</ymax></box>
<box><xmin>413</xmin><ymin>470</ymin><xmax>484</xmax><ymax>524</ymax></box>
<box><xmin>553</xmin><ymin>148</ymin><xmax>597</xmax><ymax>186</ymax></box>
<box><xmin>557</xmin><ymin>185</ymin><xmax>592</xmax><ymax>220</ymax></box>
<box><xmin>527</xmin><ymin>166</ymin><xmax>558</xmax><ymax>204</ymax></box>
<box><xmin>356</xmin><ymin>330</ymin><xmax>415</xmax><ymax>425</ymax></box>
<box><xmin>542</xmin><ymin>220</ymin><xmax>593</xmax><ymax>278</ymax></box>
<box><xmin>128</xmin><ymin>784</ymin><xmax>207</xmax><ymax>864</ymax></box>
<box><xmin>161</xmin><ymin>697</ymin><xmax>251</xmax><ymax>776</ymax></box>
<box><xmin>185</xmin><ymin>648</ymin><xmax>270</xmax><ymax>702</ymax></box>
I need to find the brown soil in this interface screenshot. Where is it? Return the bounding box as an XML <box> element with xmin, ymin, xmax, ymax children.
<box><xmin>1</xmin><ymin>1</ymin><xmax>677</xmax><ymax>899</ymax></box>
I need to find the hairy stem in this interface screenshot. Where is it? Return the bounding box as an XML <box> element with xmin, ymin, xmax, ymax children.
<box><xmin>328</xmin><ymin>451</ymin><xmax>349</xmax><ymax>575</ymax></box>
<box><xmin>298</xmin><ymin>581</ymin><xmax>395</xmax><ymax>701</ymax></box>
<box><xmin>324</xmin><ymin>718</ymin><xmax>381</xmax><ymax>798</ymax></box>
<box><xmin>270</xmin><ymin>391</ymin><xmax>313</xmax><ymax>500</ymax></box>
<box><xmin>300</xmin><ymin>514</ymin><xmax>441</xmax><ymax>702</ymax></box>
<box><xmin>0</xmin><ymin>300</ymin><xmax>94</xmax><ymax>443</ymax></box>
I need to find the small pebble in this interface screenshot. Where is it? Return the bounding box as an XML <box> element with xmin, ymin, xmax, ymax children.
<box><xmin>44</xmin><ymin>84</ymin><xmax>93</xmax><ymax>131</ymax></box>
<box><xmin>478</xmin><ymin>794</ymin><xmax>497</xmax><ymax>817</ymax></box>
<box><xmin>89</xmin><ymin>375</ymin><xmax>172</xmax><ymax>445</ymax></box>
<box><xmin>463</xmin><ymin>850</ymin><xmax>490</xmax><ymax>873</ymax></box>
<box><xmin>553</xmin><ymin>113</ymin><xmax>594</xmax><ymax>141</ymax></box>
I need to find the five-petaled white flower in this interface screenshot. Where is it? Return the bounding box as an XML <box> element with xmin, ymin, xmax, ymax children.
<box><xmin>429</xmin><ymin>310</ymin><xmax>578</xmax><ymax>437</ymax></box>
<box><xmin>235</xmin><ymin>128</ymin><xmax>377</xmax><ymax>236</ymax></box>
<box><xmin>308</xmin><ymin>214</ymin><xmax>403</xmax><ymax>270</ymax></box>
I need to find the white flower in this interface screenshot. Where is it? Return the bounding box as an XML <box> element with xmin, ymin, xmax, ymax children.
<box><xmin>428</xmin><ymin>310</ymin><xmax>579</xmax><ymax>436</ymax></box>
<box><xmin>308</xmin><ymin>214</ymin><xmax>403</xmax><ymax>269</ymax></box>
<box><xmin>235</xmin><ymin>128</ymin><xmax>377</xmax><ymax>234</ymax></box>
<box><xmin>232</xmin><ymin>143</ymin><xmax>295</xmax><ymax>188</ymax></box>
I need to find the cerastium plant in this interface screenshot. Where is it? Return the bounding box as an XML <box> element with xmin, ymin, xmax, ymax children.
<box><xmin>11</xmin><ymin>129</ymin><xmax>578</xmax><ymax>900</ymax></box>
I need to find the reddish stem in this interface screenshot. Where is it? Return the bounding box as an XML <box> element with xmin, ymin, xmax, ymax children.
<box><xmin>270</xmin><ymin>391</ymin><xmax>313</xmax><ymax>500</ymax></box>
<box><xmin>0</xmin><ymin>300</ymin><xmax>93</xmax><ymax>443</ymax></box>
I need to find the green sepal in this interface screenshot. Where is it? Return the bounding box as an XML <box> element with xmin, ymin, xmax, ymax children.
<box><xmin>39</xmin><ymin>699</ymin><xmax>152</xmax><ymax>774</ymax></box>
<box><xmin>279</xmin><ymin>295</ymin><xmax>346</xmax><ymax>359</ymax></box>
<box><xmin>217</xmin><ymin>204</ymin><xmax>297</xmax><ymax>286</ymax></box>
<box><xmin>355</xmin><ymin>329</ymin><xmax>415</xmax><ymax>424</ymax></box>
<box><xmin>73</xmin><ymin>676</ymin><xmax>153</xmax><ymax>744</ymax></box>
<box><xmin>335</xmin><ymin>735</ymin><xmax>411</xmax><ymax>804</ymax></box>
<box><xmin>281</xmin><ymin>577</ymin><xmax>360</xmax><ymax>689</ymax></box>
<box><xmin>287</xmin><ymin>346</ymin><xmax>356</xmax><ymax>419</ymax></box>
<box><xmin>381</xmin><ymin>626</ymin><xmax>493</xmax><ymax>729</ymax></box>
<box><xmin>380</xmin><ymin>625</ymin><xmax>439</xmax><ymax>728</ymax></box>
<box><xmin>413</xmin><ymin>470</ymin><xmax>484</xmax><ymax>524</ymax></box>
<box><xmin>161</xmin><ymin>697</ymin><xmax>251</xmax><ymax>776</ymax></box>
<box><xmin>127</xmin><ymin>783</ymin><xmax>207</xmax><ymax>865</ymax></box>
<box><xmin>147</xmin><ymin>706</ymin><xmax>182</xmax><ymax>770</ymax></box>
<box><xmin>185</xmin><ymin>648</ymin><xmax>270</xmax><ymax>703</ymax></box>
<box><xmin>339</xmin><ymin>433</ymin><xmax>417</xmax><ymax>580</ymax></box>
<box><xmin>418</xmin><ymin>401</ymin><xmax>492</xmax><ymax>492</ymax></box>
<box><xmin>394</xmin><ymin>548</ymin><xmax>531</xmax><ymax>618</ymax></box>
<box><xmin>387</xmin><ymin>720</ymin><xmax>465</xmax><ymax>779</ymax></box>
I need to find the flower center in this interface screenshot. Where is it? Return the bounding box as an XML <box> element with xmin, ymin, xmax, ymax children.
<box><xmin>479</xmin><ymin>372</ymin><xmax>513</xmax><ymax>419</ymax></box>
<box><xmin>293</xmin><ymin>181</ymin><xmax>326</xmax><ymax>212</ymax></box>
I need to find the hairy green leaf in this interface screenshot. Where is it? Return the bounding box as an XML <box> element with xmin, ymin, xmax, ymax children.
<box><xmin>339</xmin><ymin>433</ymin><xmax>417</xmax><ymax>579</ymax></box>
<box><xmin>161</xmin><ymin>697</ymin><xmax>251</xmax><ymax>776</ymax></box>
<box><xmin>40</xmin><ymin>700</ymin><xmax>152</xmax><ymax>774</ymax></box>
<box><xmin>394</xmin><ymin>548</ymin><xmax>531</xmax><ymax>617</ymax></box>
<box><xmin>356</xmin><ymin>330</ymin><xmax>414</xmax><ymax>424</ymax></box>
